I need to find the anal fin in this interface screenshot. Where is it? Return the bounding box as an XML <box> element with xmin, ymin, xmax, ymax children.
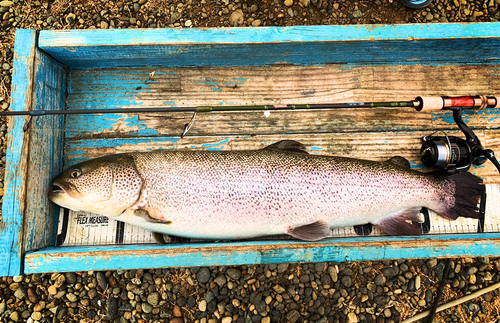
<box><xmin>287</xmin><ymin>220</ymin><xmax>331</xmax><ymax>241</ymax></box>
<box><xmin>374</xmin><ymin>208</ymin><xmax>423</xmax><ymax>236</ymax></box>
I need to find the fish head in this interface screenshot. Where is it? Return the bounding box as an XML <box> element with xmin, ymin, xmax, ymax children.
<box><xmin>48</xmin><ymin>154</ymin><xmax>143</xmax><ymax>217</ymax></box>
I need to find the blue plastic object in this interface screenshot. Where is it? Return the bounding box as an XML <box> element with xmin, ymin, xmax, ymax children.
<box><xmin>401</xmin><ymin>0</ymin><xmax>432</xmax><ymax>8</ymax></box>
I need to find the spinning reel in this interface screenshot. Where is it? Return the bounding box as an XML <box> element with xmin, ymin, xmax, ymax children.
<box><xmin>417</xmin><ymin>96</ymin><xmax>500</xmax><ymax>175</ymax></box>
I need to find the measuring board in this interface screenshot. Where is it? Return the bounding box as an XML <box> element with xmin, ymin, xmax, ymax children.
<box><xmin>55</xmin><ymin>184</ymin><xmax>499</xmax><ymax>246</ymax></box>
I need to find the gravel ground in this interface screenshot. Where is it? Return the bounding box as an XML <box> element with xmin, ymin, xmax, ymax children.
<box><xmin>2</xmin><ymin>258</ymin><xmax>500</xmax><ymax>322</ymax></box>
<box><xmin>1</xmin><ymin>0</ymin><xmax>500</xmax><ymax>323</ymax></box>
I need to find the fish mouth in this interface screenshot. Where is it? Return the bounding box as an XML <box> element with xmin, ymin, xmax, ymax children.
<box><xmin>48</xmin><ymin>181</ymin><xmax>76</xmax><ymax>200</ymax></box>
<box><xmin>51</xmin><ymin>183</ymin><xmax>65</xmax><ymax>194</ymax></box>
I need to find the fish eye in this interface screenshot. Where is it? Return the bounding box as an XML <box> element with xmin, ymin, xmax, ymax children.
<box><xmin>71</xmin><ymin>169</ymin><xmax>82</xmax><ymax>178</ymax></box>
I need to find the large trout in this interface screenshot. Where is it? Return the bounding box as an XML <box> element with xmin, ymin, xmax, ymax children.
<box><xmin>48</xmin><ymin>140</ymin><xmax>484</xmax><ymax>241</ymax></box>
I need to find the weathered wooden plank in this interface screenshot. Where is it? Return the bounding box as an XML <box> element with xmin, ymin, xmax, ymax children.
<box><xmin>23</xmin><ymin>49</ymin><xmax>66</xmax><ymax>253</ymax></box>
<box><xmin>37</xmin><ymin>24</ymin><xmax>500</xmax><ymax>69</ymax></box>
<box><xmin>24</xmin><ymin>233</ymin><xmax>500</xmax><ymax>273</ymax></box>
<box><xmin>62</xmin><ymin>130</ymin><xmax>500</xmax><ymax>184</ymax></box>
<box><xmin>0</xmin><ymin>30</ymin><xmax>37</xmax><ymax>277</ymax></box>
<box><xmin>64</xmin><ymin>64</ymin><xmax>500</xmax><ymax>139</ymax></box>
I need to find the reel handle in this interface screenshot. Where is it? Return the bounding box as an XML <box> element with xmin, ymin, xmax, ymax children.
<box><xmin>414</xmin><ymin>95</ymin><xmax>499</xmax><ymax>112</ymax></box>
<box><xmin>481</xmin><ymin>149</ymin><xmax>500</xmax><ymax>174</ymax></box>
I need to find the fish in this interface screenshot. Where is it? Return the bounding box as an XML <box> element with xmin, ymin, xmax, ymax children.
<box><xmin>48</xmin><ymin>140</ymin><xmax>484</xmax><ymax>241</ymax></box>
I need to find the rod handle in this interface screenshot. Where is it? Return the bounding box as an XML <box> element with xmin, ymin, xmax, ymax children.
<box><xmin>415</xmin><ymin>95</ymin><xmax>499</xmax><ymax>112</ymax></box>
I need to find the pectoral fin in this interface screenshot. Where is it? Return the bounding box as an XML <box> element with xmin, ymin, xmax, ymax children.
<box><xmin>287</xmin><ymin>220</ymin><xmax>331</xmax><ymax>241</ymax></box>
<box><xmin>134</xmin><ymin>209</ymin><xmax>172</xmax><ymax>224</ymax></box>
<box><xmin>374</xmin><ymin>208</ymin><xmax>423</xmax><ymax>236</ymax></box>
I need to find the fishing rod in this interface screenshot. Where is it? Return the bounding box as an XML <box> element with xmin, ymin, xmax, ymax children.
<box><xmin>1</xmin><ymin>95</ymin><xmax>498</xmax><ymax>117</ymax></box>
<box><xmin>1</xmin><ymin>95</ymin><xmax>498</xmax><ymax>135</ymax></box>
<box><xmin>2</xmin><ymin>94</ymin><xmax>500</xmax><ymax>173</ymax></box>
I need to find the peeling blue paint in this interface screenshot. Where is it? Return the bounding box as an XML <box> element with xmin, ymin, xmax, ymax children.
<box><xmin>69</xmin><ymin>149</ymin><xmax>89</xmax><ymax>156</ymax></box>
<box><xmin>310</xmin><ymin>146</ymin><xmax>324</xmax><ymax>150</ymax></box>
<box><xmin>409</xmin><ymin>161</ymin><xmax>425</xmax><ymax>169</ymax></box>
<box><xmin>66</xmin><ymin>114</ymin><xmax>160</xmax><ymax>138</ymax></box>
<box><xmin>201</xmin><ymin>139</ymin><xmax>230</xmax><ymax>148</ymax></box>
<box><xmin>223</xmin><ymin>81</ymin><xmax>244</xmax><ymax>86</ymax></box>
<box><xmin>211</xmin><ymin>88</ymin><xmax>222</xmax><ymax>92</ymax></box>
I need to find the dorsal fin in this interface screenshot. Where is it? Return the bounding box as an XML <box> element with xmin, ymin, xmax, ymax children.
<box><xmin>386</xmin><ymin>156</ymin><xmax>411</xmax><ymax>169</ymax></box>
<box><xmin>263</xmin><ymin>140</ymin><xmax>309</xmax><ymax>154</ymax></box>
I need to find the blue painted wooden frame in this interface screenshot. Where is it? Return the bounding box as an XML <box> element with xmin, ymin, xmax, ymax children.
<box><xmin>2</xmin><ymin>24</ymin><xmax>500</xmax><ymax>276</ymax></box>
<box><xmin>0</xmin><ymin>30</ymin><xmax>66</xmax><ymax>277</ymax></box>
<box><xmin>24</xmin><ymin>233</ymin><xmax>500</xmax><ymax>273</ymax></box>
<box><xmin>0</xmin><ymin>30</ymin><xmax>37</xmax><ymax>277</ymax></box>
<box><xmin>38</xmin><ymin>23</ymin><xmax>500</xmax><ymax>69</ymax></box>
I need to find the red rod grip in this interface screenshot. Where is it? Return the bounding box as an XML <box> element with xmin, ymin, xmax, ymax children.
<box><xmin>449</xmin><ymin>96</ymin><xmax>475</xmax><ymax>107</ymax></box>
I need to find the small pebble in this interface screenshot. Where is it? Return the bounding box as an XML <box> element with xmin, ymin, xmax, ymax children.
<box><xmin>215</xmin><ymin>274</ymin><xmax>227</xmax><ymax>286</ymax></box>
<box><xmin>352</xmin><ymin>10</ymin><xmax>362</xmax><ymax>18</ymax></box>
<box><xmin>415</xmin><ymin>275</ymin><xmax>421</xmax><ymax>290</ymax></box>
<box><xmin>341</xmin><ymin>275</ymin><xmax>352</xmax><ymax>288</ymax></box>
<box><xmin>375</xmin><ymin>274</ymin><xmax>386</xmax><ymax>286</ymax></box>
<box><xmin>347</xmin><ymin>312</ymin><xmax>359</xmax><ymax>322</ymax></box>
<box><xmin>287</xmin><ymin>310</ymin><xmax>301</xmax><ymax>322</ymax></box>
<box><xmin>10</xmin><ymin>311</ymin><xmax>19</xmax><ymax>322</ymax></box>
<box><xmin>96</xmin><ymin>272</ymin><xmax>108</xmax><ymax>290</ymax></box>
<box><xmin>106</xmin><ymin>297</ymin><xmax>118</xmax><ymax>320</ymax></box>
<box><xmin>142</xmin><ymin>302</ymin><xmax>153</xmax><ymax>314</ymax></box>
<box><xmin>147</xmin><ymin>292</ymin><xmax>160</xmax><ymax>306</ymax></box>
<box><xmin>197</xmin><ymin>268</ymin><xmax>211</xmax><ymax>283</ymax></box>
<box><xmin>173</xmin><ymin>305</ymin><xmax>182</xmax><ymax>317</ymax></box>
<box><xmin>31</xmin><ymin>312</ymin><xmax>42</xmax><ymax>321</ymax></box>
<box><xmin>0</xmin><ymin>1</ymin><xmax>13</xmax><ymax>7</ymax></box>
<box><xmin>199</xmin><ymin>299</ymin><xmax>207</xmax><ymax>311</ymax></box>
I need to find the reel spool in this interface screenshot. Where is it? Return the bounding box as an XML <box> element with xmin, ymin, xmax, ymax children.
<box><xmin>420</xmin><ymin>134</ymin><xmax>484</xmax><ymax>174</ymax></box>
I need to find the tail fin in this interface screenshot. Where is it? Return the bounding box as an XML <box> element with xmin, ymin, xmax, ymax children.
<box><xmin>440</xmin><ymin>172</ymin><xmax>485</xmax><ymax>220</ymax></box>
